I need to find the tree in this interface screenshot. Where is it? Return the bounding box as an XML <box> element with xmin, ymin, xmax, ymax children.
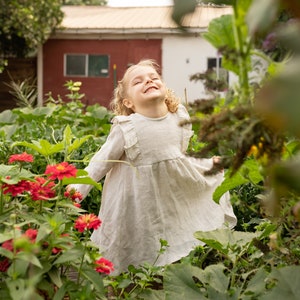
<box><xmin>62</xmin><ymin>0</ymin><xmax>106</xmax><ymax>4</ymax></box>
<box><xmin>0</xmin><ymin>0</ymin><xmax>107</xmax><ymax>72</ymax></box>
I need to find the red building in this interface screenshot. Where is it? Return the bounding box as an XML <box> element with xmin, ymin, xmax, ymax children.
<box><xmin>43</xmin><ymin>38</ymin><xmax>161</xmax><ymax>107</ymax></box>
<box><xmin>39</xmin><ymin>5</ymin><xmax>232</xmax><ymax>108</ymax></box>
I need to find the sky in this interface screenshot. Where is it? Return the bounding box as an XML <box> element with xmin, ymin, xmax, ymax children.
<box><xmin>107</xmin><ymin>0</ymin><xmax>173</xmax><ymax>6</ymax></box>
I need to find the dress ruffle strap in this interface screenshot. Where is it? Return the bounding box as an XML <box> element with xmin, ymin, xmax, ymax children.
<box><xmin>113</xmin><ymin>116</ymin><xmax>141</xmax><ymax>162</ymax></box>
<box><xmin>176</xmin><ymin>105</ymin><xmax>194</xmax><ymax>152</ymax></box>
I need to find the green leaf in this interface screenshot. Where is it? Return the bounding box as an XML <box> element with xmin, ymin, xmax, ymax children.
<box><xmin>194</xmin><ymin>228</ymin><xmax>259</xmax><ymax>255</ymax></box>
<box><xmin>81</xmin><ymin>265</ymin><xmax>105</xmax><ymax>295</ymax></box>
<box><xmin>62</xmin><ymin>169</ymin><xmax>102</xmax><ymax>190</ymax></box>
<box><xmin>6</xmin><ymin>279</ymin><xmax>27</xmax><ymax>300</ymax></box>
<box><xmin>53</xmin><ymin>247</ymin><xmax>82</xmax><ymax>265</ymax></box>
<box><xmin>0</xmin><ymin>247</ymin><xmax>14</xmax><ymax>259</ymax></box>
<box><xmin>0</xmin><ymin>109</ymin><xmax>17</xmax><ymax>124</ymax></box>
<box><xmin>243</xmin><ymin>268</ymin><xmax>269</xmax><ymax>298</ymax></box>
<box><xmin>0</xmin><ymin>124</ymin><xmax>17</xmax><ymax>139</ymax></box>
<box><xmin>213</xmin><ymin>159</ymin><xmax>263</xmax><ymax>202</ymax></box>
<box><xmin>262</xmin><ymin>266</ymin><xmax>300</xmax><ymax>300</ymax></box>
<box><xmin>139</xmin><ymin>289</ymin><xmax>165</xmax><ymax>300</ymax></box>
<box><xmin>16</xmin><ymin>252</ymin><xmax>43</xmax><ymax>268</ymax></box>
<box><xmin>203</xmin><ymin>14</ymin><xmax>235</xmax><ymax>50</ymax></box>
<box><xmin>203</xmin><ymin>264</ymin><xmax>229</xmax><ymax>296</ymax></box>
<box><xmin>63</xmin><ymin>124</ymin><xmax>72</xmax><ymax>147</ymax></box>
<box><xmin>53</xmin><ymin>283</ymin><xmax>67</xmax><ymax>300</ymax></box>
<box><xmin>172</xmin><ymin>0</ymin><xmax>197</xmax><ymax>27</ymax></box>
<box><xmin>0</xmin><ymin>164</ymin><xmax>34</xmax><ymax>182</ymax></box>
<box><xmin>203</xmin><ymin>14</ymin><xmax>240</xmax><ymax>75</ymax></box>
<box><xmin>48</xmin><ymin>267</ymin><xmax>63</xmax><ymax>288</ymax></box>
<box><xmin>67</xmin><ymin>135</ymin><xmax>93</xmax><ymax>154</ymax></box>
<box><xmin>12</xmin><ymin>139</ymin><xmax>64</xmax><ymax>157</ymax></box>
<box><xmin>164</xmin><ymin>263</ymin><xmax>206</xmax><ymax>300</ymax></box>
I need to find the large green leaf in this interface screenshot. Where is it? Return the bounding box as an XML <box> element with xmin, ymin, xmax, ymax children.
<box><xmin>0</xmin><ymin>124</ymin><xmax>17</xmax><ymax>139</ymax></box>
<box><xmin>202</xmin><ymin>14</ymin><xmax>239</xmax><ymax>74</ymax></box>
<box><xmin>203</xmin><ymin>15</ymin><xmax>235</xmax><ymax>50</ymax></box>
<box><xmin>0</xmin><ymin>164</ymin><xmax>35</xmax><ymax>182</ymax></box>
<box><xmin>262</xmin><ymin>266</ymin><xmax>300</xmax><ymax>300</ymax></box>
<box><xmin>0</xmin><ymin>109</ymin><xmax>17</xmax><ymax>124</ymax></box>
<box><xmin>12</xmin><ymin>139</ymin><xmax>64</xmax><ymax>157</ymax></box>
<box><xmin>164</xmin><ymin>263</ymin><xmax>230</xmax><ymax>300</ymax></box>
<box><xmin>243</xmin><ymin>268</ymin><xmax>269</xmax><ymax>298</ymax></box>
<box><xmin>164</xmin><ymin>263</ymin><xmax>206</xmax><ymax>300</ymax></box>
<box><xmin>213</xmin><ymin>159</ymin><xmax>263</xmax><ymax>203</ymax></box>
<box><xmin>138</xmin><ymin>289</ymin><xmax>165</xmax><ymax>300</ymax></box>
<box><xmin>194</xmin><ymin>228</ymin><xmax>259</xmax><ymax>260</ymax></box>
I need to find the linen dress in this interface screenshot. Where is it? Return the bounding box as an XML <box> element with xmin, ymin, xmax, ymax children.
<box><xmin>71</xmin><ymin>104</ymin><xmax>236</xmax><ymax>275</ymax></box>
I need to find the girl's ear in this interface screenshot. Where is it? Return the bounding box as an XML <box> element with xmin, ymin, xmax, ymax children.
<box><xmin>123</xmin><ymin>98</ymin><xmax>134</xmax><ymax>109</ymax></box>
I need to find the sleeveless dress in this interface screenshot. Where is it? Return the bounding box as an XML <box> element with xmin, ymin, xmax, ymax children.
<box><xmin>71</xmin><ymin>104</ymin><xmax>236</xmax><ymax>275</ymax></box>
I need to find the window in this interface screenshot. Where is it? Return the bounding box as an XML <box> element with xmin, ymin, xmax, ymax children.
<box><xmin>65</xmin><ymin>54</ymin><xmax>109</xmax><ymax>77</ymax></box>
<box><xmin>207</xmin><ymin>57</ymin><xmax>228</xmax><ymax>91</ymax></box>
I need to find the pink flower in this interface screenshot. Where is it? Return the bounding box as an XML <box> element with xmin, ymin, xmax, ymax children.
<box><xmin>74</xmin><ymin>214</ymin><xmax>102</xmax><ymax>232</ymax></box>
<box><xmin>29</xmin><ymin>177</ymin><xmax>56</xmax><ymax>201</ymax></box>
<box><xmin>2</xmin><ymin>179</ymin><xmax>31</xmax><ymax>197</ymax></box>
<box><xmin>64</xmin><ymin>189</ymin><xmax>83</xmax><ymax>202</ymax></box>
<box><xmin>8</xmin><ymin>152</ymin><xmax>33</xmax><ymax>164</ymax></box>
<box><xmin>94</xmin><ymin>257</ymin><xmax>114</xmax><ymax>275</ymax></box>
<box><xmin>45</xmin><ymin>162</ymin><xmax>77</xmax><ymax>180</ymax></box>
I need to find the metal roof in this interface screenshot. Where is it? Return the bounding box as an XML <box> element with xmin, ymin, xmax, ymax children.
<box><xmin>57</xmin><ymin>5</ymin><xmax>233</xmax><ymax>35</ymax></box>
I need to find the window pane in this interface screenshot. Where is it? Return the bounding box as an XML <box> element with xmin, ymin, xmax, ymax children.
<box><xmin>88</xmin><ymin>55</ymin><xmax>109</xmax><ymax>77</ymax></box>
<box><xmin>66</xmin><ymin>55</ymin><xmax>86</xmax><ymax>76</ymax></box>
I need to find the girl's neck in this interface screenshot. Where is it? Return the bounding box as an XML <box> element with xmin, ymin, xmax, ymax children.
<box><xmin>134</xmin><ymin>101</ymin><xmax>168</xmax><ymax>118</ymax></box>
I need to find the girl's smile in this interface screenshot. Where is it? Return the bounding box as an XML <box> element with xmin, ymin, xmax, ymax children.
<box><xmin>122</xmin><ymin>65</ymin><xmax>167</xmax><ymax>117</ymax></box>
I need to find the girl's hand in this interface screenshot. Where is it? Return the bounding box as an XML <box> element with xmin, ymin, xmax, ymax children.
<box><xmin>213</xmin><ymin>156</ymin><xmax>224</xmax><ymax>173</ymax></box>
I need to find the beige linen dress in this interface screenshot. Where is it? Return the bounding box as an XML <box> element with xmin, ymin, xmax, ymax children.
<box><xmin>72</xmin><ymin>104</ymin><xmax>236</xmax><ymax>275</ymax></box>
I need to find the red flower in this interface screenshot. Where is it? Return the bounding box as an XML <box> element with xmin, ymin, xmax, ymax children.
<box><xmin>64</xmin><ymin>189</ymin><xmax>83</xmax><ymax>202</ymax></box>
<box><xmin>2</xmin><ymin>179</ymin><xmax>31</xmax><ymax>197</ymax></box>
<box><xmin>29</xmin><ymin>177</ymin><xmax>56</xmax><ymax>201</ymax></box>
<box><xmin>74</xmin><ymin>214</ymin><xmax>102</xmax><ymax>232</ymax></box>
<box><xmin>73</xmin><ymin>202</ymin><xmax>81</xmax><ymax>208</ymax></box>
<box><xmin>8</xmin><ymin>152</ymin><xmax>34</xmax><ymax>164</ymax></box>
<box><xmin>0</xmin><ymin>258</ymin><xmax>10</xmax><ymax>272</ymax></box>
<box><xmin>94</xmin><ymin>257</ymin><xmax>114</xmax><ymax>275</ymax></box>
<box><xmin>45</xmin><ymin>162</ymin><xmax>77</xmax><ymax>180</ymax></box>
<box><xmin>24</xmin><ymin>228</ymin><xmax>37</xmax><ymax>242</ymax></box>
<box><xmin>2</xmin><ymin>239</ymin><xmax>13</xmax><ymax>252</ymax></box>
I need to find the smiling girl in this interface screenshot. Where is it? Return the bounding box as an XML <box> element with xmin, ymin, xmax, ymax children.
<box><xmin>70</xmin><ymin>59</ymin><xmax>236</xmax><ymax>275</ymax></box>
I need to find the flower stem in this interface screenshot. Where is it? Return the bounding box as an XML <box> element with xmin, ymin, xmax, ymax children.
<box><xmin>77</xmin><ymin>232</ymin><xmax>88</xmax><ymax>284</ymax></box>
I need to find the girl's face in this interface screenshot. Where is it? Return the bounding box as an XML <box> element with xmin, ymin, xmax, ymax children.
<box><xmin>122</xmin><ymin>65</ymin><xmax>167</xmax><ymax>112</ymax></box>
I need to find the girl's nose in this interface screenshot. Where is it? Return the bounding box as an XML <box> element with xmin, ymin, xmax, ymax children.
<box><xmin>146</xmin><ymin>77</ymin><xmax>153</xmax><ymax>83</ymax></box>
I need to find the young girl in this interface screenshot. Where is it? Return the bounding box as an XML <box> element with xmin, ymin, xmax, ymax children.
<box><xmin>70</xmin><ymin>59</ymin><xmax>236</xmax><ymax>275</ymax></box>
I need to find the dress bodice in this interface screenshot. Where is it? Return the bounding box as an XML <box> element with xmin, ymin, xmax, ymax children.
<box><xmin>113</xmin><ymin>105</ymin><xmax>193</xmax><ymax>166</ymax></box>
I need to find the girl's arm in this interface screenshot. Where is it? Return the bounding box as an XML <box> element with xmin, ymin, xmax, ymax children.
<box><xmin>69</xmin><ymin>123</ymin><xmax>125</xmax><ymax>199</ymax></box>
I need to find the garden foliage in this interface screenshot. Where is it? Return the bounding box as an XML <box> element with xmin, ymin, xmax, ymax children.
<box><xmin>1</xmin><ymin>0</ymin><xmax>300</xmax><ymax>299</ymax></box>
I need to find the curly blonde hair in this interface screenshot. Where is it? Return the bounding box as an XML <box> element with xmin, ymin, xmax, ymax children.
<box><xmin>110</xmin><ymin>59</ymin><xmax>180</xmax><ymax>116</ymax></box>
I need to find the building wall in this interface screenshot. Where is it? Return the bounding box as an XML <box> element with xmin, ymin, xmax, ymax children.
<box><xmin>162</xmin><ymin>36</ymin><xmax>219</xmax><ymax>103</ymax></box>
<box><xmin>42</xmin><ymin>39</ymin><xmax>162</xmax><ymax>107</ymax></box>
